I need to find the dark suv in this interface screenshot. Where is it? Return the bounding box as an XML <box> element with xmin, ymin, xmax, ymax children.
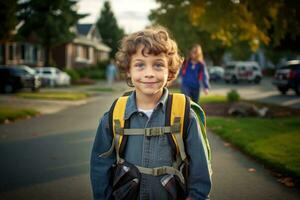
<box><xmin>0</xmin><ymin>65</ymin><xmax>41</xmax><ymax>93</ymax></box>
<box><xmin>273</xmin><ymin>60</ymin><xmax>300</xmax><ymax>95</ymax></box>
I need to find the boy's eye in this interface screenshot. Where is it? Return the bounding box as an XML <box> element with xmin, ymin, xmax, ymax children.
<box><xmin>134</xmin><ymin>63</ymin><xmax>145</xmax><ymax>68</ymax></box>
<box><xmin>154</xmin><ymin>62</ymin><xmax>165</xmax><ymax>69</ymax></box>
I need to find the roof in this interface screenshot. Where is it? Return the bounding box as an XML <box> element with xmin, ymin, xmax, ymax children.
<box><xmin>76</xmin><ymin>24</ymin><xmax>93</xmax><ymax>36</ymax></box>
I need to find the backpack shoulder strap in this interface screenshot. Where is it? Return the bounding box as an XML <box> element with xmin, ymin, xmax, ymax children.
<box><xmin>98</xmin><ymin>95</ymin><xmax>129</xmax><ymax>162</ymax></box>
<box><xmin>166</xmin><ymin>93</ymin><xmax>190</xmax><ymax>162</ymax></box>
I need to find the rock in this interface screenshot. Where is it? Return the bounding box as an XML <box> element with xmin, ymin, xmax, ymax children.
<box><xmin>228</xmin><ymin>102</ymin><xmax>269</xmax><ymax>117</ymax></box>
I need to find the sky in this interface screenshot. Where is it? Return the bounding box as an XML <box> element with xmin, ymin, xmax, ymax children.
<box><xmin>77</xmin><ymin>0</ymin><xmax>158</xmax><ymax>33</ymax></box>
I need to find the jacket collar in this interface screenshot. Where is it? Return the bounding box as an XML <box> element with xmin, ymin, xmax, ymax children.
<box><xmin>124</xmin><ymin>87</ymin><xmax>169</xmax><ymax>120</ymax></box>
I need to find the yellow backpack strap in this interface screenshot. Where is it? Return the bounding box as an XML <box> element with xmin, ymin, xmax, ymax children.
<box><xmin>112</xmin><ymin>96</ymin><xmax>129</xmax><ymax>163</ymax></box>
<box><xmin>98</xmin><ymin>96</ymin><xmax>129</xmax><ymax>162</ymax></box>
<box><xmin>170</xmin><ymin>93</ymin><xmax>188</xmax><ymax>162</ymax></box>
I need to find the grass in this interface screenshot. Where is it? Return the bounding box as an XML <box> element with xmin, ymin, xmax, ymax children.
<box><xmin>0</xmin><ymin>106</ymin><xmax>39</xmax><ymax>123</ymax></box>
<box><xmin>16</xmin><ymin>91</ymin><xmax>89</xmax><ymax>101</ymax></box>
<box><xmin>88</xmin><ymin>87</ymin><xmax>115</xmax><ymax>92</ymax></box>
<box><xmin>207</xmin><ymin>117</ymin><xmax>300</xmax><ymax>178</ymax></box>
<box><xmin>169</xmin><ymin>88</ymin><xmax>227</xmax><ymax>104</ymax></box>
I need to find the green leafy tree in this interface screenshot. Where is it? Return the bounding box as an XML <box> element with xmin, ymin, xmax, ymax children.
<box><xmin>96</xmin><ymin>1</ymin><xmax>124</xmax><ymax>58</ymax></box>
<box><xmin>149</xmin><ymin>1</ymin><xmax>226</xmax><ymax>64</ymax></box>
<box><xmin>0</xmin><ymin>0</ymin><xmax>18</xmax><ymax>42</ymax></box>
<box><xmin>150</xmin><ymin>0</ymin><xmax>300</xmax><ymax>62</ymax></box>
<box><xmin>18</xmin><ymin>0</ymin><xmax>86</xmax><ymax>65</ymax></box>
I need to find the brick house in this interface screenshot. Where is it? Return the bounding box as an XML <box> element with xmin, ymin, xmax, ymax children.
<box><xmin>51</xmin><ymin>23</ymin><xmax>111</xmax><ymax>69</ymax></box>
<box><xmin>0</xmin><ymin>23</ymin><xmax>110</xmax><ymax>69</ymax></box>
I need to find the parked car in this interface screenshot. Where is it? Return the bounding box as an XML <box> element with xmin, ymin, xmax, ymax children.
<box><xmin>0</xmin><ymin>65</ymin><xmax>41</xmax><ymax>93</ymax></box>
<box><xmin>273</xmin><ymin>60</ymin><xmax>300</xmax><ymax>95</ymax></box>
<box><xmin>224</xmin><ymin>61</ymin><xmax>262</xmax><ymax>84</ymax></box>
<box><xmin>208</xmin><ymin>66</ymin><xmax>224</xmax><ymax>81</ymax></box>
<box><xmin>35</xmin><ymin>67</ymin><xmax>71</xmax><ymax>87</ymax></box>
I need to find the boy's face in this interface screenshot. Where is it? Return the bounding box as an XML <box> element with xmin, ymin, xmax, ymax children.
<box><xmin>128</xmin><ymin>45</ymin><xmax>169</xmax><ymax>96</ymax></box>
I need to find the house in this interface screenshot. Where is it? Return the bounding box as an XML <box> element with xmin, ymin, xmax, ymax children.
<box><xmin>0</xmin><ymin>23</ymin><xmax>45</xmax><ymax>67</ymax></box>
<box><xmin>51</xmin><ymin>23</ymin><xmax>111</xmax><ymax>69</ymax></box>
<box><xmin>0</xmin><ymin>23</ymin><xmax>110</xmax><ymax>69</ymax></box>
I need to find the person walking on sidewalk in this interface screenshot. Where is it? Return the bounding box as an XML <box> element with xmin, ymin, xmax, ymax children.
<box><xmin>180</xmin><ymin>44</ymin><xmax>210</xmax><ymax>103</ymax></box>
<box><xmin>106</xmin><ymin>59</ymin><xmax>118</xmax><ymax>86</ymax></box>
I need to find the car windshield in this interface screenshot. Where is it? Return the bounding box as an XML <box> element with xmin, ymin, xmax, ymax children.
<box><xmin>18</xmin><ymin>66</ymin><xmax>36</xmax><ymax>75</ymax></box>
<box><xmin>226</xmin><ymin>65</ymin><xmax>235</xmax><ymax>70</ymax></box>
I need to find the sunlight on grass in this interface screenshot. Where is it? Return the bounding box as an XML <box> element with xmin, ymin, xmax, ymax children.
<box><xmin>207</xmin><ymin>117</ymin><xmax>300</xmax><ymax>178</ymax></box>
<box><xmin>88</xmin><ymin>87</ymin><xmax>115</xmax><ymax>92</ymax></box>
<box><xmin>0</xmin><ymin>106</ymin><xmax>39</xmax><ymax>123</ymax></box>
<box><xmin>16</xmin><ymin>91</ymin><xmax>89</xmax><ymax>101</ymax></box>
<box><xmin>169</xmin><ymin>88</ymin><xmax>227</xmax><ymax>103</ymax></box>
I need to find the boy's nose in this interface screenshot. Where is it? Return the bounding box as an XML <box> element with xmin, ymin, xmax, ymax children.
<box><xmin>144</xmin><ymin>66</ymin><xmax>155</xmax><ymax>78</ymax></box>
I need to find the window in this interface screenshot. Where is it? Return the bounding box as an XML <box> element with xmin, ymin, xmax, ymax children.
<box><xmin>43</xmin><ymin>70</ymin><xmax>52</xmax><ymax>74</ymax></box>
<box><xmin>33</xmin><ymin>46</ymin><xmax>38</xmax><ymax>62</ymax></box>
<box><xmin>21</xmin><ymin>44</ymin><xmax>25</xmax><ymax>60</ymax></box>
<box><xmin>9</xmin><ymin>45</ymin><xmax>14</xmax><ymax>60</ymax></box>
<box><xmin>0</xmin><ymin>45</ymin><xmax>3</xmax><ymax>63</ymax></box>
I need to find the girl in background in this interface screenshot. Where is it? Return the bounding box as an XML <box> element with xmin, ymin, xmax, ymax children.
<box><xmin>180</xmin><ymin>44</ymin><xmax>210</xmax><ymax>103</ymax></box>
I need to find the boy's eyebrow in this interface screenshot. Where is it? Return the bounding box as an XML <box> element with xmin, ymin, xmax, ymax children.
<box><xmin>132</xmin><ymin>59</ymin><xmax>145</xmax><ymax>62</ymax></box>
<box><xmin>154</xmin><ymin>58</ymin><xmax>166</xmax><ymax>62</ymax></box>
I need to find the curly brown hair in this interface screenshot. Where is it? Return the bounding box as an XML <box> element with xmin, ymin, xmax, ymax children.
<box><xmin>115</xmin><ymin>26</ymin><xmax>183</xmax><ymax>87</ymax></box>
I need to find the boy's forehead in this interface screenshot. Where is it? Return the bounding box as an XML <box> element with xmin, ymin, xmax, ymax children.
<box><xmin>132</xmin><ymin>44</ymin><xmax>167</xmax><ymax>59</ymax></box>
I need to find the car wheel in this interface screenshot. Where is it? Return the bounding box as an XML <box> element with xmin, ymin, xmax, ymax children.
<box><xmin>4</xmin><ymin>84</ymin><xmax>14</xmax><ymax>94</ymax></box>
<box><xmin>278</xmin><ymin>86</ymin><xmax>288</xmax><ymax>95</ymax></box>
<box><xmin>254</xmin><ymin>76</ymin><xmax>261</xmax><ymax>84</ymax></box>
<box><xmin>231</xmin><ymin>76</ymin><xmax>238</xmax><ymax>84</ymax></box>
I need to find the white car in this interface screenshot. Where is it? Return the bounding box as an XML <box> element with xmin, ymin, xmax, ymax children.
<box><xmin>208</xmin><ymin>66</ymin><xmax>224</xmax><ymax>81</ymax></box>
<box><xmin>35</xmin><ymin>67</ymin><xmax>71</xmax><ymax>87</ymax></box>
<box><xmin>224</xmin><ymin>61</ymin><xmax>262</xmax><ymax>84</ymax></box>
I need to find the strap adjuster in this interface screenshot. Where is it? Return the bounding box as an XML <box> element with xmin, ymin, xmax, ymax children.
<box><xmin>145</xmin><ymin>127</ymin><xmax>164</xmax><ymax>136</ymax></box>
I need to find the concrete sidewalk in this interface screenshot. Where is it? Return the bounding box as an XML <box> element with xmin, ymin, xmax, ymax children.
<box><xmin>209</xmin><ymin>130</ymin><xmax>300</xmax><ymax>200</ymax></box>
<box><xmin>0</xmin><ymin>81</ymin><xmax>130</xmax><ymax>115</ymax></box>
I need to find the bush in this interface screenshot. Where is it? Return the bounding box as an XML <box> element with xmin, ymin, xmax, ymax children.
<box><xmin>227</xmin><ymin>89</ymin><xmax>240</xmax><ymax>102</ymax></box>
<box><xmin>64</xmin><ymin>69</ymin><xmax>80</xmax><ymax>83</ymax></box>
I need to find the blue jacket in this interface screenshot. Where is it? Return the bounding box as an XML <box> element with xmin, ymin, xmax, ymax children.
<box><xmin>90</xmin><ymin>87</ymin><xmax>212</xmax><ymax>200</ymax></box>
<box><xmin>180</xmin><ymin>59</ymin><xmax>210</xmax><ymax>89</ymax></box>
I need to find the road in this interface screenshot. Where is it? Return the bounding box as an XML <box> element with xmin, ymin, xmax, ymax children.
<box><xmin>0</xmin><ymin>89</ymin><xmax>299</xmax><ymax>200</ymax></box>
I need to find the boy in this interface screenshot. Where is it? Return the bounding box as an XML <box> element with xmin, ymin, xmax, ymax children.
<box><xmin>90</xmin><ymin>26</ymin><xmax>212</xmax><ymax>200</ymax></box>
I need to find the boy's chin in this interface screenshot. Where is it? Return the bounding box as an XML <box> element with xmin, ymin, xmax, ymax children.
<box><xmin>136</xmin><ymin>87</ymin><xmax>163</xmax><ymax>96</ymax></box>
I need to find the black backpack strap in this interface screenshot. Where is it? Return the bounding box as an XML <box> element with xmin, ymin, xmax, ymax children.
<box><xmin>119</xmin><ymin>119</ymin><xmax>130</xmax><ymax>158</ymax></box>
<box><xmin>183</xmin><ymin>95</ymin><xmax>191</xmax><ymax>160</ymax></box>
<box><xmin>165</xmin><ymin>94</ymin><xmax>178</xmax><ymax>159</ymax></box>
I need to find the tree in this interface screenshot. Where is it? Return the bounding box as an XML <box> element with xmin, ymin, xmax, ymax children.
<box><xmin>96</xmin><ymin>1</ymin><xmax>124</xmax><ymax>58</ymax></box>
<box><xmin>0</xmin><ymin>0</ymin><xmax>18</xmax><ymax>42</ymax></box>
<box><xmin>18</xmin><ymin>0</ymin><xmax>86</xmax><ymax>65</ymax></box>
<box><xmin>150</xmin><ymin>0</ymin><xmax>300</xmax><ymax>63</ymax></box>
<box><xmin>149</xmin><ymin>1</ymin><xmax>226</xmax><ymax>64</ymax></box>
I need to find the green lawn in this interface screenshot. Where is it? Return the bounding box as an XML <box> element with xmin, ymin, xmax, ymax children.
<box><xmin>16</xmin><ymin>91</ymin><xmax>89</xmax><ymax>101</ymax></box>
<box><xmin>207</xmin><ymin>117</ymin><xmax>300</xmax><ymax>178</ymax></box>
<box><xmin>169</xmin><ymin>88</ymin><xmax>227</xmax><ymax>103</ymax></box>
<box><xmin>88</xmin><ymin>87</ymin><xmax>115</xmax><ymax>92</ymax></box>
<box><xmin>0</xmin><ymin>106</ymin><xmax>39</xmax><ymax>123</ymax></box>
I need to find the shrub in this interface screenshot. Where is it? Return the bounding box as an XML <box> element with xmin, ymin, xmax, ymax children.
<box><xmin>227</xmin><ymin>89</ymin><xmax>240</xmax><ymax>102</ymax></box>
<box><xmin>64</xmin><ymin>69</ymin><xmax>80</xmax><ymax>83</ymax></box>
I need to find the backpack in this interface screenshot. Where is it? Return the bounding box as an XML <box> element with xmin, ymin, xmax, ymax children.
<box><xmin>99</xmin><ymin>91</ymin><xmax>212</xmax><ymax>194</ymax></box>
